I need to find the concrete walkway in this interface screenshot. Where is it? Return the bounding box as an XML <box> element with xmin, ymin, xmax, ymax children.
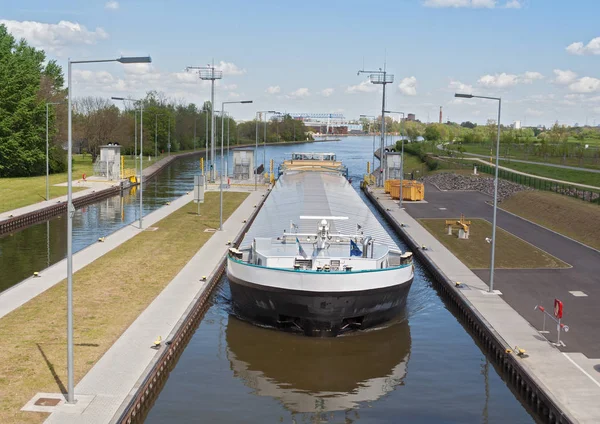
<box><xmin>368</xmin><ymin>187</ymin><xmax>600</xmax><ymax>423</ymax></box>
<box><xmin>0</xmin><ymin>191</ymin><xmax>194</xmax><ymax>320</ymax></box>
<box><xmin>40</xmin><ymin>188</ymin><xmax>264</xmax><ymax>424</ymax></box>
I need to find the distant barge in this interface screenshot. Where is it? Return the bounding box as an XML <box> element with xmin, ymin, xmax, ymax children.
<box><xmin>227</xmin><ymin>153</ymin><xmax>414</xmax><ymax>337</ymax></box>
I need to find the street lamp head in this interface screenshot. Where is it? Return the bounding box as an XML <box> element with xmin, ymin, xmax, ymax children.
<box><xmin>455</xmin><ymin>93</ymin><xmax>473</xmax><ymax>99</ymax></box>
<box><xmin>241</xmin><ymin>100</ymin><xmax>253</xmax><ymax>104</ymax></box>
<box><xmin>268</xmin><ymin>110</ymin><xmax>277</xmax><ymax>113</ymax></box>
<box><xmin>117</xmin><ymin>56</ymin><xmax>152</xmax><ymax>64</ymax></box>
<box><xmin>111</xmin><ymin>96</ymin><xmax>125</xmax><ymax>101</ymax></box>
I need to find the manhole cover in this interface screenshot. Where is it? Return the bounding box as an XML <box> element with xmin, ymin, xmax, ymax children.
<box><xmin>34</xmin><ymin>398</ymin><xmax>61</xmax><ymax>407</ymax></box>
<box><xmin>204</xmin><ymin>228</ymin><xmax>217</xmax><ymax>233</ymax></box>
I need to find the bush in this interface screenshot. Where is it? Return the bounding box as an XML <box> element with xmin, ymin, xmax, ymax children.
<box><xmin>400</xmin><ymin>142</ymin><xmax>440</xmax><ymax>171</ymax></box>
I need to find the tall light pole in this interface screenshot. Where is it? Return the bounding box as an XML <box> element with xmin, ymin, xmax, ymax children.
<box><xmin>385</xmin><ymin>111</ymin><xmax>405</xmax><ymax>207</ymax></box>
<box><xmin>112</xmin><ymin>95</ymin><xmax>145</xmax><ymax>230</ymax></box>
<box><xmin>45</xmin><ymin>101</ymin><xmax>62</xmax><ymax>201</ymax></box>
<box><xmin>455</xmin><ymin>92</ymin><xmax>501</xmax><ymax>293</ymax></box>
<box><xmin>255</xmin><ymin>111</ymin><xmax>260</xmax><ymax>191</ymax></box>
<box><xmin>357</xmin><ymin>66</ymin><xmax>394</xmax><ymax>187</ymax></box>
<box><xmin>360</xmin><ymin>114</ymin><xmax>376</xmax><ymax>175</ymax></box>
<box><xmin>205</xmin><ymin>108</ymin><xmax>209</xmax><ymax>159</ymax></box>
<box><xmin>154</xmin><ymin>113</ymin><xmax>163</xmax><ymax>159</ymax></box>
<box><xmin>167</xmin><ymin>115</ymin><xmax>171</xmax><ymax>156</ymax></box>
<box><xmin>68</xmin><ymin>55</ymin><xmax>151</xmax><ymax>404</ymax></box>
<box><xmin>226</xmin><ymin>112</ymin><xmax>231</xmax><ymax>176</ymax></box>
<box><xmin>187</xmin><ymin>63</ymin><xmax>223</xmax><ymax>182</ymax></box>
<box><xmin>220</xmin><ymin>100</ymin><xmax>253</xmax><ymax>230</ymax></box>
<box><xmin>194</xmin><ymin>115</ymin><xmax>201</xmax><ymax>152</ymax></box>
<box><xmin>257</xmin><ymin>110</ymin><xmax>279</xmax><ymax>170</ymax></box>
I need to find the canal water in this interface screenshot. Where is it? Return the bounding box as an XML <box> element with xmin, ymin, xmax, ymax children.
<box><xmin>0</xmin><ymin>136</ymin><xmax>403</xmax><ymax>291</ymax></box>
<box><xmin>143</xmin><ymin>137</ymin><xmax>536</xmax><ymax>423</ymax></box>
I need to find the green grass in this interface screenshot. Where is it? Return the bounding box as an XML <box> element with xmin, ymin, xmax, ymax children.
<box><xmin>419</xmin><ymin>218</ymin><xmax>570</xmax><ymax>269</ymax></box>
<box><xmin>448</xmin><ymin>143</ymin><xmax>600</xmax><ymax>170</ymax></box>
<box><xmin>500</xmin><ymin>191</ymin><xmax>600</xmax><ymax>251</ymax></box>
<box><xmin>0</xmin><ymin>191</ymin><xmax>248</xmax><ymax>424</ymax></box>
<box><xmin>0</xmin><ymin>155</ymin><xmax>139</xmax><ymax>214</ymax></box>
<box><xmin>499</xmin><ymin>162</ymin><xmax>600</xmax><ymax>187</ymax></box>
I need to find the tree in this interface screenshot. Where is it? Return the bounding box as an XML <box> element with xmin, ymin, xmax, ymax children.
<box><xmin>0</xmin><ymin>24</ymin><xmax>66</xmax><ymax>177</ymax></box>
<box><xmin>73</xmin><ymin>97</ymin><xmax>128</xmax><ymax>162</ymax></box>
<box><xmin>460</xmin><ymin>121</ymin><xmax>476</xmax><ymax>129</ymax></box>
<box><xmin>424</xmin><ymin>125</ymin><xmax>441</xmax><ymax>142</ymax></box>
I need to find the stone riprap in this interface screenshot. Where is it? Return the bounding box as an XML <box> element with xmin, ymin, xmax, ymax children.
<box><xmin>422</xmin><ymin>173</ymin><xmax>531</xmax><ymax>201</ymax></box>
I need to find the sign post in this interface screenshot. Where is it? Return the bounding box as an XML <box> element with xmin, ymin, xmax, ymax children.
<box><xmin>194</xmin><ymin>175</ymin><xmax>205</xmax><ymax>216</ymax></box>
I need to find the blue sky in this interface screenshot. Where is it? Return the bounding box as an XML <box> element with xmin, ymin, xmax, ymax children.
<box><xmin>1</xmin><ymin>0</ymin><xmax>599</xmax><ymax>126</ymax></box>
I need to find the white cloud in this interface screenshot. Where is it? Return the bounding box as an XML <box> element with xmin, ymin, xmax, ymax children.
<box><xmin>448</xmin><ymin>79</ymin><xmax>473</xmax><ymax>93</ymax></box>
<box><xmin>215</xmin><ymin>61</ymin><xmax>246</xmax><ymax>76</ymax></box>
<box><xmin>346</xmin><ymin>80</ymin><xmax>377</xmax><ymax>94</ymax></box>
<box><xmin>521</xmin><ymin>71</ymin><xmax>544</xmax><ymax>83</ymax></box>
<box><xmin>568</xmin><ymin>77</ymin><xmax>600</xmax><ymax>93</ymax></box>
<box><xmin>398</xmin><ymin>76</ymin><xmax>417</xmax><ymax>96</ymax></box>
<box><xmin>0</xmin><ymin>19</ymin><xmax>108</xmax><ymax>55</ymax></box>
<box><xmin>525</xmin><ymin>108</ymin><xmax>543</xmax><ymax>117</ymax></box>
<box><xmin>321</xmin><ymin>88</ymin><xmax>334</xmax><ymax>97</ymax></box>
<box><xmin>477</xmin><ymin>71</ymin><xmax>543</xmax><ymax>88</ymax></box>
<box><xmin>504</xmin><ymin>0</ymin><xmax>521</xmax><ymax>8</ymax></box>
<box><xmin>105</xmin><ymin>1</ymin><xmax>119</xmax><ymax>10</ymax></box>
<box><xmin>266</xmin><ymin>85</ymin><xmax>281</xmax><ymax>94</ymax></box>
<box><xmin>553</xmin><ymin>69</ymin><xmax>578</xmax><ymax>85</ymax></box>
<box><xmin>566</xmin><ymin>37</ymin><xmax>600</xmax><ymax>55</ymax></box>
<box><xmin>287</xmin><ymin>88</ymin><xmax>310</xmax><ymax>99</ymax></box>
<box><xmin>478</xmin><ymin>72</ymin><xmax>519</xmax><ymax>88</ymax></box>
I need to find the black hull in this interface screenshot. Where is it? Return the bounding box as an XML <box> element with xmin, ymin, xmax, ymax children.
<box><xmin>228</xmin><ymin>275</ymin><xmax>413</xmax><ymax>337</ymax></box>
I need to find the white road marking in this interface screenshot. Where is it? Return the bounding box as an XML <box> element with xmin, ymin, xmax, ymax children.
<box><xmin>439</xmin><ymin>207</ymin><xmax>447</xmax><ymax>210</ymax></box>
<box><xmin>562</xmin><ymin>353</ymin><xmax>600</xmax><ymax>388</ymax></box>
<box><xmin>569</xmin><ymin>291</ymin><xmax>588</xmax><ymax>297</ymax></box>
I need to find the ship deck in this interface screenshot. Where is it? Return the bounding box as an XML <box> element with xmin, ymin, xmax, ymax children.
<box><xmin>241</xmin><ymin>171</ymin><xmax>398</xmax><ymax>250</ymax></box>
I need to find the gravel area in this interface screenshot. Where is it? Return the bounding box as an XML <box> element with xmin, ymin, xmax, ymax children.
<box><xmin>422</xmin><ymin>173</ymin><xmax>532</xmax><ymax>201</ymax></box>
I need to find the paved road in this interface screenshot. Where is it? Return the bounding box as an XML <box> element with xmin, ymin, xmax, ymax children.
<box><xmin>404</xmin><ymin>183</ymin><xmax>600</xmax><ymax>358</ymax></box>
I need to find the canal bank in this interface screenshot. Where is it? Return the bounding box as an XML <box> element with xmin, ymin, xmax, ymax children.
<box><xmin>38</xmin><ymin>186</ymin><xmax>266</xmax><ymax>424</ymax></box>
<box><xmin>0</xmin><ymin>186</ymin><xmax>266</xmax><ymax>424</ymax></box>
<box><xmin>362</xmin><ymin>185</ymin><xmax>600</xmax><ymax>424</ymax></box>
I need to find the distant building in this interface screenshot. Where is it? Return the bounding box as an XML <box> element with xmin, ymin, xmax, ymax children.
<box><xmin>407</xmin><ymin>113</ymin><xmax>416</xmax><ymax>121</ymax></box>
<box><xmin>512</xmin><ymin>120</ymin><xmax>521</xmax><ymax>130</ymax></box>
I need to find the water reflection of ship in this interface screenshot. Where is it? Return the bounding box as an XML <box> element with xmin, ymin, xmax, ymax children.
<box><xmin>225</xmin><ymin>316</ymin><xmax>411</xmax><ymax>414</ymax></box>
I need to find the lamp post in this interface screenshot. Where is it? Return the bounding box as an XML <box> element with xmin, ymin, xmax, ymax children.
<box><xmin>385</xmin><ymin>111</ymin><xmax>405</xmax><ymax>207</ymax></box>
<box><xmin>455</xmin><ymin>92</ymin><xmax>501</xmax><ymax>293</ymax></box>
<box><xmin>255</xmin><ymin>112</ymin><xmax>260</xmax><ymax>191</ymax></box>
<box><xmin>154</xmin><ymin>113</ymin><xmax>163</xmax><ymax>159</ymax></box>
<box><xmin>256</xmin><ymin>110</ymin><xmax>279</xmax><ymax>170</ymax></box>
<box><xmin>360</xmin><ymin>114</ymin><xmax>376</xmax><ymax>176</ymax></box>
<box><xmin>186</xmin><ymin>63</ymin><xmax>223</xmax><ymax>182</ymax></box>
<box><xmin>220</xmin><ymin>100</ymin><xmax>253</xmax><ymax>230</ymax></box>
<box><xmin>357</xmin><ymin>66</ymin><xmax>394</xmax><ymax>187</ymax></box>
<box><xmin>194</xmin><ymin>115</ymin><xmax>201</xmax><ymax>152</ymax></box>
<box><xmin>68</xmin><ymin>55</ymin><xmax>151</xmax><ymax>404</ymax></box>
<box><xmin>112</xmin><ymin>95</ymin><xmax>145</xmax><ymax>230</ymax></box>
<box><xmin>205</xmin><ymin>108</ymin><xmax>209</xmax><ymax>160</ymax></box>
<box><xmin>45</xmin><ymin>102</ymin><xmax>62</xmax><ymax>201</ymax></box>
